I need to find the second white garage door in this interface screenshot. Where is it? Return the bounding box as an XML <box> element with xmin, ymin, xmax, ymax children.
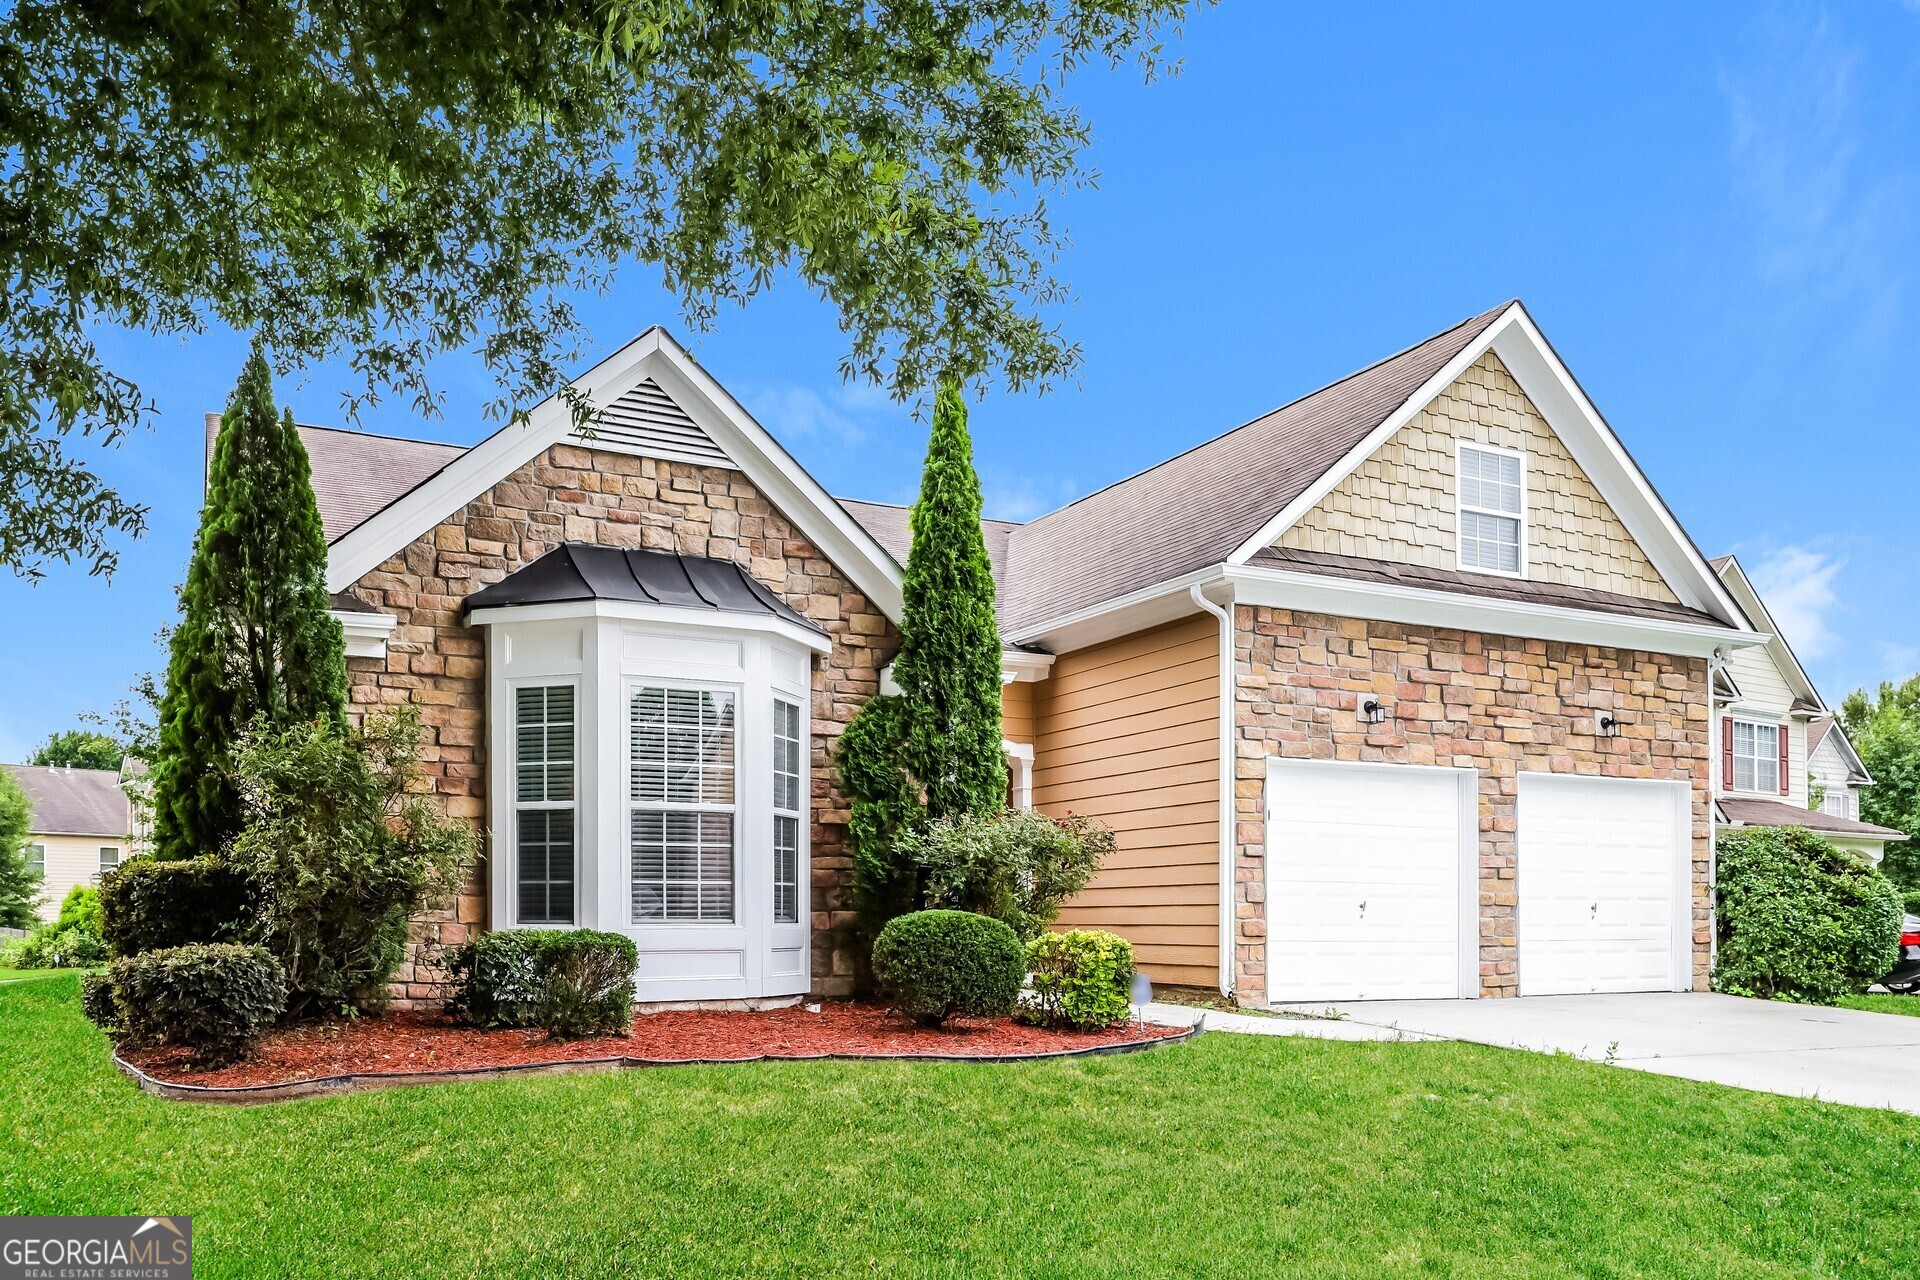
<box><xmin>1517</xmin><ymin>775</ymin><xmax>1691</xmax><ymax>996</ymax></box>
<box><xmin>1266</xmin><ymin>760</ymin><xmax>1478</xmax><ymax>1002</ymax></box>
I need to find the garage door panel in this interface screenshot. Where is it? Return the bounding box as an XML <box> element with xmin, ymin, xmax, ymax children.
<box><xmin>1518</xmin><ymin>776</ymin><xmax>1686</xmax><ymax>996</ymax></box>
<box><xmin>1267</xmin><ymin>762</ymin><xmax>1472</xmax><ymax>1003</ymax></box>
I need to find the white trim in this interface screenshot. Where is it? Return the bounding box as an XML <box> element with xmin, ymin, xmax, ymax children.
<box><xmin>1224</xmin><ymin>302</ymin><xmax>1745</xmax><ymax>628</ymax></box>
<box><xmin>468</xmin><ymin>598</ymin><xmax>833</xmax><ymax>655</ymax></box>
<box><xmin>1002</xmin><ymin>741</ymin><xmax>1034</xmax><ymax>810</ymax></box>
<box><xmin>1726</xmin><ymin>714</ymin><xmax>1786</xmax><ymax>798</ymax></box>
<box><xmin>1711</xmin><ymin>556</ymin><xmax>1827</xmax><ymax>715</ymax></box>
<box><xmin>332</xmin><ymin>609</ymin><xmax>397</xmax><ymax>659</ymax></box>
<box><xmin>1263</xmin><ymin>758</ymin><xmax>1481</xmax><ymax>1003</ymax></box>
<box><xmin>1453</xmin><ymin>439</ymin><xmax>1528</xmax><ymax>579</ymax></box>
<box><xmin>501</xmin><ymin>674</ymin><xmax>585</xmax><ymax>930</ymax></box>
<box><xmin>324</xmin><ymin>328</ymin><xmax>905</xmax><ymax>622</ymax></box>
<box><xmin>1189</xmin><ymin>582</ymin><xmax>1238</xmax><ymax>998</ymax></box>
<box><xmin>1224</xmin><ymin>563</ymin><xmax>1768</xmax><ymax>659</ymax></box>
<box><xmin>1008</xmin><ymin>565</ymin><xmax>1222</xmax><ymax>653</ymax></box>
<box><xmin>1000</xmin><ymin>650</ymin><xmax>1056</xmax><ymax>683</ymax></box>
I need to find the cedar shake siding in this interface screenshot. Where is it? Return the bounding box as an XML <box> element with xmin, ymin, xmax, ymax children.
<box><xmin>1231</xmin><ymin>606</ymin><xmax>1711</xmax><ymax>1003</ymax></box>
<box><xmin>1034</xmin><ymin>616</ymin><xmax>1221</xmax><ymax>989</ymax></box>
<box><xmin>1278</xmin><ymin>352</ymin><xmax>1679</xmax><ymax>604</ymax></box>
<box><xmin>341</xmin><ymin>443</ymin><xmax>897</xmax><ymax>1006</ymax></box>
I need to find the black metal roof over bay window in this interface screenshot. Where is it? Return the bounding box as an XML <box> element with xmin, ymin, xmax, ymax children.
<box><xmin>464</xmin><ymin>543</ymin><xmax>825</xmax><ymax>636</ymax></box>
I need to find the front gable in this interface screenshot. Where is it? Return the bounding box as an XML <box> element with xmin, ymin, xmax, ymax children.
<box><xmin>1275</xmin><ymin>350</ymin><xmax>1679</xmax><ymax>603</ymax></box>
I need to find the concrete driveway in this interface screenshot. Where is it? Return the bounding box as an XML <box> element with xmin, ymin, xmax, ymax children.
<box><xmin>1271</xmin><ymin>992</ymin><xmax>1920</xmax><ymax>1115</ymax></box>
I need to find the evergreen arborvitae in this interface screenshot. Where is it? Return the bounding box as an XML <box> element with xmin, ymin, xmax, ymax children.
<box><xmin>891</xmin><ymin>382</ymin><xmax>1006</xmax><ymax>821</ymax></box>
<box><xmin>0</xmin><ymin>769</ymin><xmax>40</xmax><ymax>930</ymax></box>
<box><xmin>149</xmin><ymin>341</ymin><xmax>348</xmax><ymax>860</ymax></box>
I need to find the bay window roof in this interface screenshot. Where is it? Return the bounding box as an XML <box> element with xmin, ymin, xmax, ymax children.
<box><xmin>464</xmin><ymin>543</ymin><xmax>825</xmax><ymax>637</ymax></box>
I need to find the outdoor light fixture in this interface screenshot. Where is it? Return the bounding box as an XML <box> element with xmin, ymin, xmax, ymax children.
<box><xmin>1595</xmin><ymin>711</ymin><xmax>1624</xmax><ymax>738</ymax></box>
<box><xmin>1360</xmin><ymin>697</ymin><xmax>1390</xmax><ymax>726</ymax></box>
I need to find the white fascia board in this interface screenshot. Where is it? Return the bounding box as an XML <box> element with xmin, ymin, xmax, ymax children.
<box><xmin>1226</xmin><ymin>304</ymin><xmax>1522</xmax><ymax>566</ymax></box>
<box><xmin>331</xmin><ymin>609</ymin><xmax>397</xmax><ymax>659</ymax></box>
<box><xmin>1006</xmin><ymin>566</ymin><xmax>1222</xmax><ymax>654</ymax></box>
<box><xmin>324</xmin><ymin>329</ymin><xmax>906</xmax><ymax>623</ymax></box>
<box><xmin>1711</xmin><ymin>556</ymin><xmax>1826</xmax><ymax>714</ymax></box>
<box><xmin>1001</xmin><ymin>650</ymin><xmax>1056</xmax><ymax>682</ymax></box>
<box><xmin>467</xmin><ymin>598</ymin><xmax>834</xmax><ymax>655</ymax></box>
<box><xmin>1223</xmin><ymin>563</ymin><xmax>1767</xmax><ymax>659</ymax></box>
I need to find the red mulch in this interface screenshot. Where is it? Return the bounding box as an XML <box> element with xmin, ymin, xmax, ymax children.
<box><xmin>119</xmin><ymin>1002</ymin><xmax>1188</xmax><ymax>1089</ymax></box>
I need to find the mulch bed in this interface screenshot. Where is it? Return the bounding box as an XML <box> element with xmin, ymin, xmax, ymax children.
<box><xmin>118</xmin><ymin>1002</ymin><xmax>1192</xmax><ymax>1092</ymax></box>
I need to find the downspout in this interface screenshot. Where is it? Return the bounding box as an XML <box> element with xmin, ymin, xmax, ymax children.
<box><xmin>1191</xmin><ymin>581</ymin><xmax>1236</xmax><ymax>999</ymax></box>
<box><xmin>1706</xmin><ymin>644</ymin><xmax>1732</xmax><ymax>984</ymax></box>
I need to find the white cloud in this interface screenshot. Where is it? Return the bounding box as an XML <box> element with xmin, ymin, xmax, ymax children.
<box><xmin>1748</xmin><ymin>545</ymin><xmax>1846</xmax><ymax>660</ymax></box>
<box><xmin>979</xmin><ymin>470</ymin><xmax>1081</xmax><ymax>523</ymax></box>
<box><xmin>739</xmin><ymin>381</ymin><xmax>898</xmax><ymax>447</ymax></box>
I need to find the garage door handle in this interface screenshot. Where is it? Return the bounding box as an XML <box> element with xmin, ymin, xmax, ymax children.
<box><xmin>1358</xmin><ymin>900</ymin><xmax>1367</xmax><ymax>917</ymax></box>
<box><xmin>1590</xmin><ymin>903</ymin><xmax>1598</xmax><ymax>918</ymax></box>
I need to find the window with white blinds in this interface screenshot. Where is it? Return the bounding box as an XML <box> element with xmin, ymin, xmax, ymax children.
<box><xmin>516</xmin><ymin>685</ymin><xmax>576</xmax><ymax>924</ymax></box>
<box><xmin>772</xmin><ymin>698</ymin><xmax>803</xmax><ymax>924</ymax></box>
<box><xmin>630</xmin><ymin>686</ymin><xmax>737</xmax><ymax>922</ymax></box>
<box><xmin>1732</xmin><ymin>719</ymin><xmax>1780</xmax><ymax>794</ymax></box>
<box><xmin>1458</xmin><ymin>445</ymin><xmax>1524</xmax><ymax>575</ymax></box>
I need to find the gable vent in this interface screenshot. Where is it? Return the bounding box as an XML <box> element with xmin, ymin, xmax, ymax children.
<box><xmin>572</xmin><ymin>378</ymin><xmax>732</xmax><ymax>469</ymax></box>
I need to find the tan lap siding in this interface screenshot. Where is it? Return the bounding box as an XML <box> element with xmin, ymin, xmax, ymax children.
<box><xmin>1002</xmin><ymin>679</ymin><xmax>1035</xmax><ymax>746</ymax></box>
<box><xmin>1032</xmin><ymin>616</ymin><xmax>1220</xmax><ymax>988</ymax></box>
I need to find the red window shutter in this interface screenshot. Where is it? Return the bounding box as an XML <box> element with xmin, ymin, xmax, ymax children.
<box><xmin>1722</xmin><ymin>718</ymin><xmax>1734</xmax><ymax>785</ymax></box>
<box><xmin>1778</xmin><ymin>724</ymin><xmax>1790</xmax><ymax>795</ymax></box>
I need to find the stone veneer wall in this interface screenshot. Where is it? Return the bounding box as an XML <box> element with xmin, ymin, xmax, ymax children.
<box><xmin>1278</xmin><ymin>352</ymin><xmax>1679</xmax><ymax>604</ymax></box>
<box><xmin>341</xmin><ymin>443</ymin><xmax>898</xmax><ymax>1006</ymax></box>
<box><xmin>1232</xmin><ymin>605</ymin><xmax>1710</xmax><ymax>1003</ymax></box>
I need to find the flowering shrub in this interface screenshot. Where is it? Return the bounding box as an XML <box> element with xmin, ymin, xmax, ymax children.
<box><xmin>899</xmin><ymin>808</ymin><xmax>1116</xmax><ymax>941</ymax></box>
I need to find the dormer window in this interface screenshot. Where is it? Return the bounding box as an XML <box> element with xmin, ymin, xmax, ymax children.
<box><xmin>1457</xmin><ymin>443</ymin><xmax>1525</xmax><ymax>576</ymax></box>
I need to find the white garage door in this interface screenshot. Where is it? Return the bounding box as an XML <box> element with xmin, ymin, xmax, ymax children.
<box><xmin>1517</xmin><ymin>775</ymin><xmax>1690</xmax><ymax>996</ymax></box>
<box><xmin>1266</xmin><ymin>760</ymin><xmax>1476</xmax><ymax>1002</ymax></box>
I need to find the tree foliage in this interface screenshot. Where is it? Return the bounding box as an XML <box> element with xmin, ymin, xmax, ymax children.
<box><xmin>229</xmin><ymin>708</ymin><xmax>477</xmax><ymax>1017</ymax></box>
<box><xmin>148</xmin><ymin>344</ymin><xmax>346</xmax><ymax>860</ymax></box>
<box><xmin>1841</xmin><ymin>677</ymin><xmax>1920</xmax><ymax>890</ymax></box>
<box><xmin>0</xmin><ymin>0</ymin><xmax>1192</xmax><ymax>579</ymax></box>
<box><xmin>29</xmin><ymin>730</ymin><xmax>124</xmax><ymax>772</ymax></box>
<box><xmin>836</xmin><ymin>384</ymin><xmax>1007</xmax><ymax>939</ymax></box>
<box><xmin>900</xmin><ymin>808</ymin><xmax>1114</xmax><ymax>941</ymax></box>
<box><xmin>0</xmin><ymin>768</ymin><xmax>41</xmax><ymax>930</ymax></box>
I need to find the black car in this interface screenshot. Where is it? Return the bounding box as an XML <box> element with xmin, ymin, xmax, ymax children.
<box><xmin>1884</xmin><ymin>915</ymin><xmax>1920</xmax><ymax>995</ymax></box>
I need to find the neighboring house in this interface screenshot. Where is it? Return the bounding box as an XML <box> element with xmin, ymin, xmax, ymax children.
<box><xmin>269</xmin><ymin>299</ymin><xmax>1772</xmax><ymax>1009</ymax></box>
<box><xmin>4</xmin><ymin>765</ymin><xmax>135</xmax><ymax>921</ymax></box>
<box><xmin>1708</xmin><ymin>557</ymin><xmax>1903</xmax><ymax>862</ymax></box>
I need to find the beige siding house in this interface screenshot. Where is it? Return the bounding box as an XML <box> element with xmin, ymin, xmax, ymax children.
<box><xmin>284</xmin><ymin>300</ymin><xmax>1773</xmax><ymax>1009</ymax></box>
<box><xmin>5</xmin><ymin>765</ymin><xmax>134</xmax><ymax>921</ymax></box>
<box><xmin>1708</xmin><ymin>557</ymin><xmax>1902</xmax><ymax>862</ymax></box>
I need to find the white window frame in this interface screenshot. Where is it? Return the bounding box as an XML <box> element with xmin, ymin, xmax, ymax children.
<box><xmin>1731</xmin><ymin>717</ymin><xmax>1782</xmax><ymax>796</ymax></box>
<box><xmin>625</xmin><ymin>678</ymin><xmax>742</xmax><ymax>927</ymax></box>
<box><xmin>771</xmin><ymin>694</ymin><xmax>806</xmax><ymax>926</ymax></box>
<box><xmin>97</xmin><ymin>845</ymin><xmax>120</xmax><ymax>875</ymax></box>
<box><xmin>25</xmin><ymin>843</ymin><xmax>44</xmax><ymax>877</ymax></box>
<box><xmin>511</xmin><ymin>676</ymin><xmax>581</xmax><ymax>928</ymax></box>
<box><xmin>1455</xmin><ymin>440</ymin><xmax>1528</xmax><ymax>579</ymax></box>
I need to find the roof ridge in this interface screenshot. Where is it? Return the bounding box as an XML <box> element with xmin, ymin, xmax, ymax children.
<box><xmin>1014</xmin><ymin>301</ymin><xmax>1516</xmax><ymax>533</ymax></box>
<box><xmin>294</xmin><ymin>421</ymin><xmax>471</xmax><ymax>449</ymax></box>
<box><xmin>837</xmin><ymin>495</ymin><xmax>1026</xmax><ymax>530</ymax></box>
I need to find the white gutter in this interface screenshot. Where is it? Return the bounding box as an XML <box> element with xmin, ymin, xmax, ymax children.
<box><xmin>1189</xmin><ymin>582</ymin><xmax>1237</xmax><ymax>999</ymax></box>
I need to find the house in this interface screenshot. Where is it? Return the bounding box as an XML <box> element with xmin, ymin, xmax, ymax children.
<box><xmin>4</xmin><ymin>765</ymin><xmax>135</xmax><ymax>920</ymax></box>
<box><xmin>280</xmin><ymin>299</ymin><xmax>1773</xmax><ymax>1009</ymax></box>
<box><xmin>1708</xmin><ymin>557</ymin><xmax>1903</xmax><ymax>862</ymax></box>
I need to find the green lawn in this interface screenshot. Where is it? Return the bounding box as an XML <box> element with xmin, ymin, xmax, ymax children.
<box><xmin>1841</xmin><ymin>993</ymin><xmax>1920</xmax><ymax>1018</ymax></box>
<box><xmin>4</xmin><ymin>974</ymin><xmax>1918</xmax><ymax>1278</ymax></box>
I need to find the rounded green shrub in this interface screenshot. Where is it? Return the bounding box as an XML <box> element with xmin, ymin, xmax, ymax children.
<box><xmin>1020</xmin><ymin>929</ymin><xmax>1136</xmax><ymax>1029</ymax></box>
<box><xmin>871</xmin><ymin>910</ymin><xmax>1023</xmax><ymax>1026</ymax></box>
<box><xmin>449</xmin><ymin>929</ymin><xmax>638</xmax><ymax>1040</ymax></box>
<box><xmin>57</xmin><ymin>884</ymin><xmax>104</xmax><ymax>936</ymax></box>
<box><xmin>104</xmin><ymin>943</ymin><xmax>287</xmax><ymax>1065</ymax></box>
<box><xmin>99</xmin><ymin>856</ymin><xmax>256</xmax><ymax>957</ymax></box>
<box><xmin>80</xmin><ymin>971</ymin><xmax>119</xmax><ymax>1033</ymax></box>
<box><xmin>1714</xmin><ymin>826</ymin><xmax>1903</xmax><ymax>1004</ymax></box>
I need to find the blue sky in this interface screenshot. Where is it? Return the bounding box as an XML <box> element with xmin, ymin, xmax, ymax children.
<box><xmin>4</xmin><ymin>1</ymin><xmax>1918</xmax><ymax>763</ymax></box>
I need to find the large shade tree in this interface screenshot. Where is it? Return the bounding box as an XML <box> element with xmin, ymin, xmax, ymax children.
<box><xmin>149</xmin><ymin>344</ymin><xmax>346</xmax><ymax>860</ymax></box>
<box><xmin>1</xmin><ymin>0</ymin><xmax>1192</xmax><ymax>580</ymax></box>
<box><xmin>1842</xmin><ymin>677</ymin><xmax>1920</xmax><ymax>891</ymax></box>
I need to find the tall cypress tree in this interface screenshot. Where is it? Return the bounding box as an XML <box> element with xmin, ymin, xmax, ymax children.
<box><xmin>149</xmin><ymin>341</ymin><xmax>347</xmax><ymax>860</ymax></box>
<box><xmin>891</xmin><ymin>382</ymin><xmax>1006</xmax><ymax>821</ymax></box>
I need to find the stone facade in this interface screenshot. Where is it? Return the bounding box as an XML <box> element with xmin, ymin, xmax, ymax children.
<box><xmin>341</xmin><ymin>443</ymin><xmax>897</xmax><ymax>1006</ymax></box>
<box><xmin>1278</xmin><ymin>352</ymin><xmax>1678</xmax><ymax>603</ymax></box>
<box><xmin>1230</xmin><ymin>605</ymin><xmax>1710</xmax><ymax>1003</ymax></box>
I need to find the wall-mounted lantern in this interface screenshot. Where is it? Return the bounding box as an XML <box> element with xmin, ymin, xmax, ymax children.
<box><xmin>1594</xmin><ymin>711</ymin><xmax>1625</xmax><ymax>739</ymax></box>
<box><xmin>1360</xmin><ymin>697</ymin><xmax>1391</xmax><ymax>726</ymax></box>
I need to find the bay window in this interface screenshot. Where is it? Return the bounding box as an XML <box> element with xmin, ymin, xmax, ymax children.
<box><xmin>629</xmin><ymin>685</ymin><xmax>737</xmax><ymax>923</ymax></box>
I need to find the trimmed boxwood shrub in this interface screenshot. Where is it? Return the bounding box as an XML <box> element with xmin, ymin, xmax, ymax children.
<box><xmin>1020</xmin><ymin>929</ymin><xmax>1136</xmax><ymax>1029</ymax></box>
<box><xmin>102</xmin><ymin>943</ymin><xmax>287</xmax><ymax>1065</ymax></box>
<box><xmin>80</xmin><ymin>971</ymin><xmax>119</xmax><ymax>1032</ymax></box>
<box><xmin>871</xmin><ymin>909</ymin><xmax>1023</xmax><ymax>1026</ymax></box>
<box><xmin>99</xmin><ymin>856</ymin><xmax>255</xmax><ymax>957</ymax></box>
<box><xmin>1714</xmin><ymin>825</ymin><xmax>1903</xmax><ymax>1004</ymax></box>
<box><xmin>449</xmin><ymin>929</ymin><xmax>638</xmax><ymax>1040</ymax></box>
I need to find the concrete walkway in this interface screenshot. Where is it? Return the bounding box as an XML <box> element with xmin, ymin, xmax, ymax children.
<box><xmin>1269</xmin><ymin>991</ymin><xmax>1920</xmax><ymax>1115</ymax></box>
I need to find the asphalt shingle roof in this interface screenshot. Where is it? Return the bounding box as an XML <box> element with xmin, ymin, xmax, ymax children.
<box><xmin>4</xmin><ymin>766</ymin><xmax>130</xmax><ymax>837</ymax></box>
